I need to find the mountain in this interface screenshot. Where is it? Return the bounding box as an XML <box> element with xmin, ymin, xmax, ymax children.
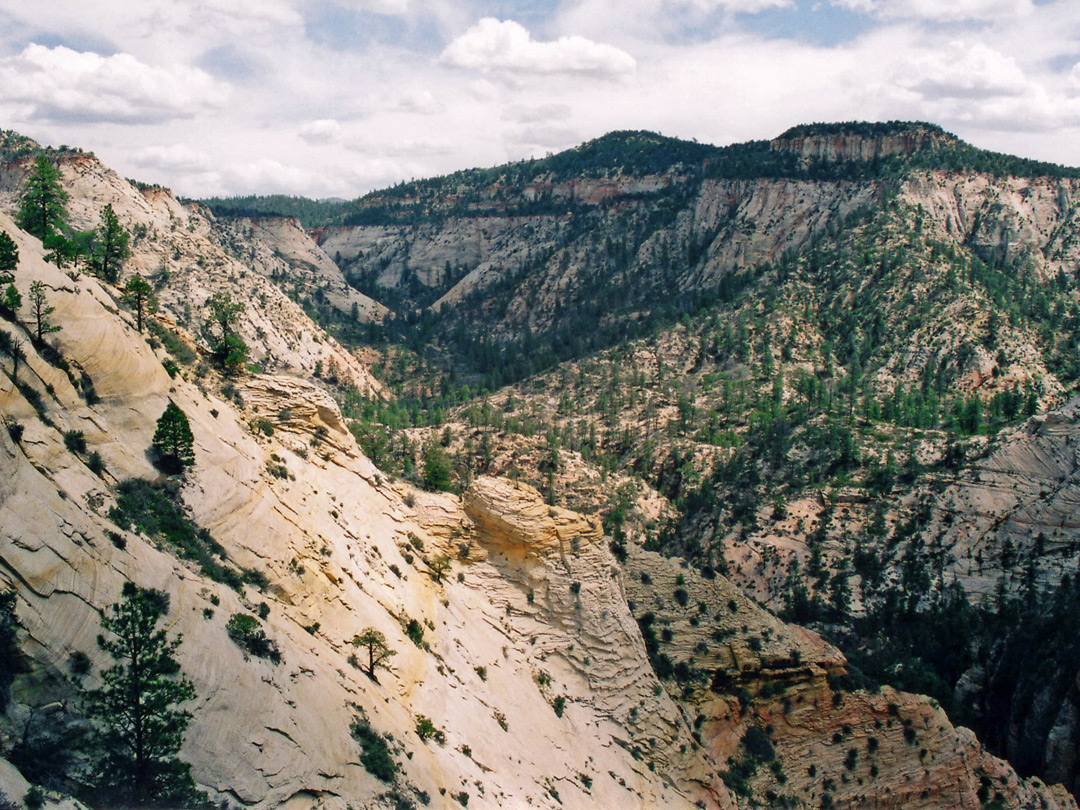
<box><xmin>0</xmin><ymin>125</ymin><xmax>1076</xmax><ymax>810</ymax></box>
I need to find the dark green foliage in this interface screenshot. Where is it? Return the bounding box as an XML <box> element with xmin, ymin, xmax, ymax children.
<box><xmin>421</xmin><ymin>440</ymin><xmax>453</xmax><ymax>492</ymax></box>
<box><xmin>405</xmin><ymin>618</ymin><xmax>424</xmax><ymax>646</ymax></box>
<box><xmin>8</xmin><ymin>702</ymin><xmax>87</xmax><ymax>791</ymax></box>
<box><xmin>63</xmin><ymin>429</ymin><xmax>86</xmax><ymax>454</ymax></box>
<box><xmin>122</xmin><ymin>275</ymin><xmax>157</xmax><ymax>332</ymax></box>
<box><xmin>226</xmin><ymin>613</ymin><xmax>281</xmax><ymax>663</ymax></box>
<box><xmin>108</xmin><ymin>479</ymin><xmax>246</xmax><ymax>589</ymax></box>
<box><xmin>147</xmin><ymin>320</ymin><xmax>197</xmax><ymax>365</ymax></box>
<box><xmin>350</xmin><ymin>717</ymin><xmax>396</xmax><ymax>782</ymax></box>
<box><xmin>0</xmin><ymin>284</ymin><xmax>20</xmax><ymax>318</ymax></box>
<box><xmin>91</xmin><ymin>204</ymin><xmax>130</xmax><ymax>283</ymax></box>
<box><xmin>17</xmin><ymin>155</ymin><xmax>68</xmax><ymax>240</ymax></box>
<box><xmin>0</xmin><ymin>231</ymin><xmax>17</xmax><ymax>285</ymax></box>
<box><xmin>414</xmin><ymin>714</ymin><xmax>444</xmax><ymax>744</ymax></box>
<box><xmin>201</xmin><ymin>292</ymin><xmax>248</xmax><ymax>373</ymax></box>
<box><xmin>69</xmin><ymin>650</ymin><xmax>92</xmax><ymax>676</ymax></box>
<box><xmin>83</xmin><ymin>582</ymin><xmax>204</xmax><ymax>808</ymax></box>
<box><xmin>742</xmin><ymin>726</ymin><xmax>775</xmax><ymax>763</ymax></box>
<box><xmin>352</xmin><ymin>628</ymin><xmax>396</xmax><ymax>677</ymax></box>
<box><xmin>151</xmin><ymin>402</ymin><xmax>195</xmax><ymax>472</ymax></box>
<box><xmin>200</xmin><ymin>195</ymin><xmax>347</xmax><ymax>229</ymax></box>
<box><xmin>23</xmin><ymin>786</ymin><xmax>44</xmax><ymax>810</ymax></box>
<box><xmin>28</xmin><ymin>280</ymin><xmax>61</xmax><ymax>342</ymax></box>
<box><xmin>86</xmin><ymin>450</ymin><xmax>106</xmax><ymax>475</ymax></box>
<box><xmin>0</xmin><ymin>590</ymin><xmax>16</xmax><ymax>712</ymax></box>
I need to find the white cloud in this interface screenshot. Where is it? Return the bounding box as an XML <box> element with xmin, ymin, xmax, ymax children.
<box><xmin>0</xmin><ymin>44</ymin><xmax>229</xmax><ymax>124</ymax></box>
<box><xmin>832</xmin><ymin>0</ymin><xmax>1033</xmax><ymax>22</ymax></box>
<box><xmin>440</xmin><ymin>18</ymin><xmax>636</xmax><ymax>78</ymax></box>
<box><xmin>382</xmin><ymin>87</ymin><xmax>444</xmax><ymax>115</ymax></box>
<box><xmin>871</xmin><ymin>37</ymin><xmax>1080</xmax><ymax>132</ymax></box>
<box><xmin>299</xmin><ymin>118</ymin><xmax>343</xmax><ymax>144</ymax></box>
<box><xmin>219</xmin><ymin>158</ymin><xmax>322</xmax><ymax>195</ymax></box>
<box><xmin>898</xmin><ymin>41</ymin><xmax>1029</xmax><ymax>100</ymax></box>
<box><xmin>675</xmin><ymin>0</ymin><xmax>792</xmax><ymax>11</ymax></box>
<box><xmin>333</xmin><ymin>0</ymin><xmax>411</xmax><ymax>14</ymax></box>
<box><xmin>131</xmin><ymin>143</ymin><xmax>213</xmax><ymax>173</ymax></box>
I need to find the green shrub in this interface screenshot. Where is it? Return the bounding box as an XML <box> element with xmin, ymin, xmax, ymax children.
<box><xmin>406</xmin><ymin>619</ymin><xmax>424</xmax><ymax>646</ymax></box>
<box><xmin>552</xmin><ymin>695</ymin><xmax>566</xmax><ymax>717</ymax></box>
<box><xmin>63</xmin><ymin>429</ymin><xmax>86</xmax><ymax>454</ymax></box>
<box><xmin>350</xmin><ymin>718</ymin><xmax>396</xmax><ymax>782</ymax></box>
<box><xmin>23</xmin><ymin>785</ymin><xmax>45</xmax><ymax>810</ymax></box>
<box><xmin>226</xmin><ymin>613</ymin><xmax>281</xmax><ymax>663</ymax></box>
<box><xmin>415</xmin><ymin>715</ymin><xmax>445</xmax><ymax>744</ymax></box>
<box><xmin>108</xmin><ymin>479</ymin><xmax>244</xmax><ymax>588</ymax></box>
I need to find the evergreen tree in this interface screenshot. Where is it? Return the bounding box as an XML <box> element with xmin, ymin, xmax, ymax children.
<box><xmin>152</xmin><ymin>402</ymin><xmax>195</xmax><ymax>473</ymax></box>
<box><xmin>122</xmin><ymin>275</ymin><xmax>158</xmax><ymax>332</ymax></box>
<box><xmin>84</xmin><ymin>582</ymin><xmax>201</xmax><ymax>808</ymax></box>
<box><xmin>0</xmin><ymin>284</ymin><xmax>20</xmax><ymax>319</ymax></box>
<box><xmin>422</xmin><ymin>440</ymin><xmax>453</xmax><ymax>492</ymax></box>
<box><xmin>201</xmin><ymin>292</ymin><xmax>248</xmax><ymax>373</ymax></box>
<box><xmin>28</xmin><ymin>279</ymin><xmax>61</xmax><ymax>341</ymax></box>
<box><xmin>0</xmin><ymin>590</ymin><xmax>16</xmax><ymax>712</ymax></box>
<box><xmin>350</xmin><ymin>628</ymin><xmax>396</xmax><ymax>678</ymax></box>
<box><xmin>0</xmin><ymin>231</ymin><xmax>18</xmax><ymax>285</ymax></box>
<box><xmin>93</xmin><ymin>204</ymin><xmax>131</xmax><ymax>283</ymax></box>
<box><xmin>17</xmin><ymin>155</ymin><xmax>68</xmax><ymax>241</ymax></box>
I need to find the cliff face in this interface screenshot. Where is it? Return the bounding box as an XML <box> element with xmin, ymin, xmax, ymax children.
<box><xmin>771</xmin><ymin>126</ymin><xmax>955</xmax><ymax>164</ymax></box>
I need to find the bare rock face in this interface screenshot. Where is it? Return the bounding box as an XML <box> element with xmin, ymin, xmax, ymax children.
<box><xmin>464</xmin><ymin>475</ymin><xmax>601</xmax><ymax>555</ymax></box>
<box><xmin>771</xmin><ymin>126</ymin><xmax>955</xmax><ymax>164</ymax></box>
<box><xmin>218</xmin><ymin>216</ymin><xmax>387</xmax><ymax>323</ymax></box>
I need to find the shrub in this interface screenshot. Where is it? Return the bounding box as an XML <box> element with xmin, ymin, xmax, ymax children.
<box><xmin>23</xmin><ymin>785</ymin><xmax>45</xmax><ymax>810</ymax></box>
<box><xmin>86</xmin><ymin>450</ymin><xmax>106</xmax><ymax>475</ymax></box>
<box><xmin>351</xmin><ymin>717</ymin><xmax>396</xmax><ymax>782</ymax></box>
<box><xmin>226</xmin><ymin>613</ymin><xmax>281</xmax><ymax>663</ymax></box>
<box><xmin>63</xmin><ymin>429</ymin><xmax>86</xmax><ymax>454</ymax></box>
<box><xmin>406</xmin><ymin>619</ymin><xmax>424</xmax><ymax>646</ymax></box>
<box><xmin>108</xmin><ymin>479</ymin><xmax>243</xmax><ymax>588</ymax></box>
<box><xmin>415</xmin><ymin>715</ymin><xmax>445</xmax><ymax>744</ymax></box>
<box><xmin>4</xmin><ymin>420</ymin><xmax>22</xmax><ymax>443</ymax></box>
<box><xmin>68</xmin><ymin>650</ymin><xmax>92</xmax><ymax>677</ymax></box>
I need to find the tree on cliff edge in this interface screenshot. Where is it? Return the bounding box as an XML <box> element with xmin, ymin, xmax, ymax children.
<box><xmin>17</xmin><ymin>155</ymin><xmax>68</xmax><ymax>241</ymax></box>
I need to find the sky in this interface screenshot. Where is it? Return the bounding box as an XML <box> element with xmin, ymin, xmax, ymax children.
<box><xmin>0</xmin><ymin>0</ymin><xmax>1078</xmax><ymax>199</ymax></box>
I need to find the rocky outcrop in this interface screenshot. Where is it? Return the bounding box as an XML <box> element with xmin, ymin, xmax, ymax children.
<box><xmin>772</xmin><ymin>125</ymin><xmax>955</xmax><ymax>164</ymax></box>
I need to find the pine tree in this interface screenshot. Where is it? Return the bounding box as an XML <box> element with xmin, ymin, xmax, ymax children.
<box><xmin>201</xmin><ymin>292</ymin><xmax>248</xmax><ymax>373</ymax></box>
<box><xmin>84</xmin><ymin>582</ymin><xmax>201</xmax><ymax>808</ymax></box>
<box><xmin>122</xmin><ymin>275</ymin><xmax>158</xmax><ymax>332</ymax></box>
<box><xmin>0</xmin><ymin>231</ymin><xmax>18</xmax><ymax>285</ymax></box>
<box><xmin>152</xmin><ymin>402</ymin><xmax>195</xmax><ymax>473</ymax></box>
<box><xmin>350</xmin><ymin>628</ymin><xmax>396</xmax><ymax>679</ymax></box>
<box><xmin>17</xmin><ymin>155</ymin><xmax>68</xmax><ymax>241</ymax></box>
<box><xmin>0</xmin><ymin>284</ymin><xmax>20</xmax><ymax>319</ymax></box>
<box><xmin>93</xmin><ymin>204</ymin><xmax>130</xmax><ymax>283</ymax></box>
<box><xmin>27</xmin><ymin>280</ymin><xmax>61</xmax><ymax>342</ymax></box>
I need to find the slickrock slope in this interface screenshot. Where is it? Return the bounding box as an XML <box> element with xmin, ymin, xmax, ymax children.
<box><xmin>0</xmin><ymin>210</ymin><xmax>718</xmax><ymax>809</ymax></box>
<box><xmin>0</xmin><ymin>152</ymin><xmax>380</xmax><ymax>396</ymax></box>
